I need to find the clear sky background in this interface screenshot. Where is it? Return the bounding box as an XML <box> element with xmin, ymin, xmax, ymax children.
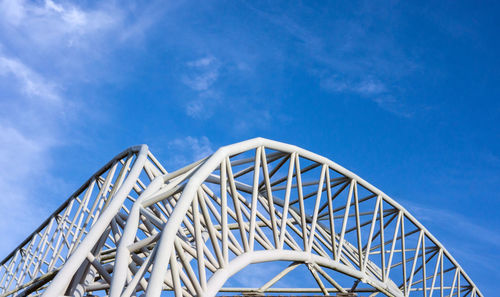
<box><xmin>0</xmin><ymin>0</ymin><xmax>498</xmax><ymax>295</ymax></box>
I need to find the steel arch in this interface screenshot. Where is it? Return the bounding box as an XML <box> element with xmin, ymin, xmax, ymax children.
<box><xmin>0</xmin><ymin>138</ymin><xmax>483</xmax><ymax>297</ymax></box>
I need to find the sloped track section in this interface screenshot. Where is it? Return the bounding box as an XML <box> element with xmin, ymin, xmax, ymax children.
<box><xmin>0</xmin><ymin>138</ymin><xmax>483</xmax><ymax>297</ymax></box>
<box><xmin>0</xmin><ymin>145</ymin><xmax>167</xmax><ymax>296</ymax></box>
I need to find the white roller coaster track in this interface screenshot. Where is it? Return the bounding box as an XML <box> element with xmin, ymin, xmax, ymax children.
<box><xmin>0</xmin><ymin>138</ymin><xmax>483</xmax><ymax>297</ymax></box>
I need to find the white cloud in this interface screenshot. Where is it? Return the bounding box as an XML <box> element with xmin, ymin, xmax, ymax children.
<box><xmin>0</xmin><ymin>56</ymin><xmax>60</xmax><ymax>103</ymax></box>
<box><xmin>45</xmin><ymin>0</ymin><xmax>63</xmax><ymax>13</ymax></box>
<box><xmin>372</xmin><ymin>96</ymin><xmax>412</xmax><ymax>118</ymax></box>
<box><xmin>187</xmin><ymin>56</ymin><xmax>216</xmax><ymax>68</ymax></box>
<box><xmin>356</xmin><ymin>79</ymin><xmax>386</xmax><ymax>95</ymax></box>
<box><xmin>401</xmin><ymin>199</ymin><xmax>500</xmax><ymax>283</ymax></box>
<box><xmin>117</xmin><ymin>1</ymin><xmax>183</xmax><ymax>42</ymax></box>
<box><xmin>1</xmin><ymin>0</ymin><xmax>114</xmax><ymax>33</ymax></box>
<box><xmin>0</xmin><ymin>0</ymin><xmax>186</xmax><ymax>259</ymax></box>
<box><xmin>320</xmin><ymin>75</ymin><xmax>413</xmax><ymax>117</ymax></box>
<box><xmin>183</xmin><ymin>70</ymin><xmax>219</xmax><ymax>92</ymax></box>
<box><xmin>166</xmin><ymin>136</ymin><xmax>214</xmax><ymax>168</ymax></box>
<box><xmin>247</xmin><ymin>3</ymin><xmax>417</xmax><ymax>117</ymax></box>
<box><xmin>404</xmin><ymin>201</ymin><xmax>500</xmax><ymax>248</ymax></box>
<box><xmin>0</xmin><ymin>0</ymin><xmax>25</xmax><ymax>25</ymax></box>
<box><xmin>185</xmin><ymin>99</ymin><xmax>205</xmax><ymax>117</ymax></box>
<box><xmin>0</xmin><ymin>0</ymin><xmax>123</xmax><ymax>67</ymax></box>
<box><xmin>0</xmin><ymin>0</ymin><xmax>129</xmax><ymax>256</ymax></box>
<box><xmin>183</xmin><ymin>56</ymin><xmax>220</xmax><ymax>91</ymax></box>
<box><xmin>321</xmin><ymin>76</ymin><xmax>386</xmax><ymax>96</ymax></box>
<box><xmin>0</xmin><ymin>124</ymin><xmax>52</xmax><ymax>254</ymax></box>
<box><xmin>0</xmin><ymin>53</ymin><xmax>65</xmax><ymax>255</ymax></box>
<box><xmin>182</xmin><ymin>56</ymin><xmax>222</xmax><ymax>117</ymax></box>
<box><xmin>0</xmin><ymin>0</ymin><xmax>194</xmax><ymax>259</ymax></box>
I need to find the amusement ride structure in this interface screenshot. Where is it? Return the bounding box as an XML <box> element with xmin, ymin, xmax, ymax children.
<box><xmin>0</xmin><ymin>138</ymin><xmax>483</xmax><ymax>297</ymax></box>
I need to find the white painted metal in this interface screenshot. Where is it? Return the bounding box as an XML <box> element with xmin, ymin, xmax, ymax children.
<box><xmin>0</xmin><ymin>138</ymin><xmax>483</xmax><ymax>297</ymax></box>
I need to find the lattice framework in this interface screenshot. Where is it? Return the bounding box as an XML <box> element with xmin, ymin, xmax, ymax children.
<box><xmin>0</xmin><ymin>138</ymin><xmax>483</xmax><ymax>297</ymax></box>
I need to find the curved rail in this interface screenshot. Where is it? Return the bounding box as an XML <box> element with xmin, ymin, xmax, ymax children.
<box><xmin>0</xmin><ymin>138</ymin><xmax>482</xmax><ymax>297</ymax></box>
<box><xmin>0</xmin><ymin>145</ymin><xmax>167</xmax><ymax>296</ymax></box>
<box><xmin>146</xmin><ymin>138</ymin><xmax>482</xmax><ymax>297</ymax></box>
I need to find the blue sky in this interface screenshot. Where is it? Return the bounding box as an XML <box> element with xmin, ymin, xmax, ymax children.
<box><xmin>0</xmin><ymin>0</ymin><xmax>498</xmax><ymax>294</ymax></box>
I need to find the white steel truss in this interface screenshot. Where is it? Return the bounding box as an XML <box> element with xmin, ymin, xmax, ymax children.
<box><xmin>0</xmin><ymin>138</ymin><xmax>483</xmax><ymax>297</ymax></box>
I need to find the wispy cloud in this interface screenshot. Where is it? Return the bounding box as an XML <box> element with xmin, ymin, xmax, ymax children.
<box><xmin>0</xmin><ymin>54</ymin><xmax>65</xmax><ymax>255</ymax></box>
<box><xmin>405</xmin><ymin>201</ymin><xmax>500</xmax><ymax>248</ymax></box>
<box><xmin>183</xmin><ymin>70</ymin><xmax>218</xmax><ymax>91</ymax></box>
<box><xmin>0</xmin><ymin>0</ymin><xmax>197</xmax><ymax>257</ymax></box>
<box><xmin>183</xmin><ymin>56</ymin><xmax>220</xmax><ymax>91</ymax></box>
<box><xmin>187</xmin><ymin>56</ymin><xmax>216</xmax><ymax>68</ymax></box>
<box><xmin>247</xmin><ymin>2</ymin><xmax>418</xmax><ymax>117</ymax></box>
<box><xmin>401</xmin><ymin>199</ymin><xmax>500</xmax><ymax>282</ymax></box>
<box><xmin>0</xmin><ymin>0</ymin><xmax>121</xmax><ymax>48</ymax></box>
<box><xmin>166</xmin><ymin>136</ymin><xmax>214</xmax><ymax>169</ymax></box>
<box><xmin>0</xmin><ymin>124</ymin><xmax>54</xmax><ymax>243</ymax></box>
<box><xmin>0</xmin><ymin>56</ymin><xmax>60</xmax><ymax>103</ymax></box>
<box><xmin>319</xmin><ymin>75</ymin><xmax>412</xmax><ymax>117</ymax></box>
<box><xmin>0</xmin><ymin>0</ymin><xmax>135</xmax><ymax>255</ymax></box>
<box><xmin>320</xmin><ymin>76</ymin><xmax>386</xmax><ymax>96</ymax></box>
<box><xmin>182</xmin><ymin>56</ymin><xmax>221</xmax><ymax>118</ymax></box>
